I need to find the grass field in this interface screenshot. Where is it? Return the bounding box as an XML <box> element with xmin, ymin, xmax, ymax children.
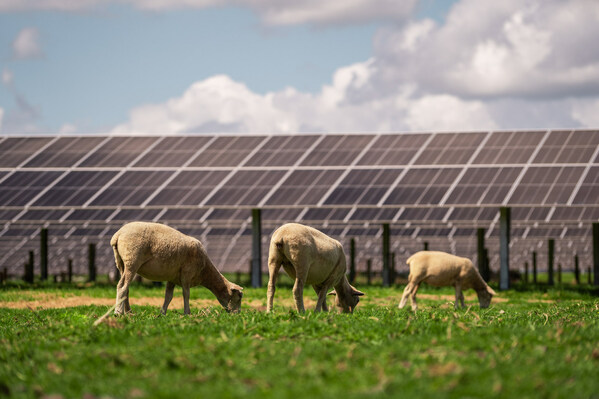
<box><xmin>1</xmin><ymin>281</ymin><xmax>598</xmax><ymax>399</ymax></box>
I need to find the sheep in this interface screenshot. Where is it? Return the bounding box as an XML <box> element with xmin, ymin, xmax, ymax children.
<box><xmin>110</xmin><ymin>221</ymin><xmax>243</xmax><ymax>315</ymax></box>
<box><xmin>398</xmin><ymin>250</ymin><xmax>496</xmax><ymax>311</ymax></box>
<box><xmin>266</xmin><ymin>223</ymin><xmax>364</xmax><ymax>313</ymax></box>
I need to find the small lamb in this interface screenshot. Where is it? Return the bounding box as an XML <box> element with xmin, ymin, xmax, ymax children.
<box><xmin>111</xmin><ymin>222</ymin><xmax>243</xmax><ymax>315</ymax></box>
<box><xmin>398</xmin><ymin>250</ymin><xmax>496</xmax><ymax>311</ymax></box>
<box><xmin>266</xmin><ymin>223</ymin><xmax>364</xmax><ymax>313</ymax></box>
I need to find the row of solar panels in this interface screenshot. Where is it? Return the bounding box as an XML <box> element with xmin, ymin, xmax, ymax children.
<box><xmin>2</xmin><ymin>130</ymin><xmax>598</xmax><ymax>169</ymax></box>
<box><xmin>1</xmin><ymin>165</ymin><xmax>598</xmax><ymax>211</ymax></box>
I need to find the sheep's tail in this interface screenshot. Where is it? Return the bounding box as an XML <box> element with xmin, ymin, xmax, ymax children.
<box><xmin>111</xmin><ymin>233</ymin><xmax>125</xmax><ymax>275</ymax></box>
<box><xmin>406</xmin><ymin>254</ymin><xmax>416</xmax><ymax>266</ymax></box>
<box><xmin>274</xmin><ymin>239</ymin><xmax>284</xmax><ymax>252</ymax></box>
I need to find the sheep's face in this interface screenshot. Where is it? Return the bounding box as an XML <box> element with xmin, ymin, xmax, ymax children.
<box><xmin>227</xmin><ymin>285</ymin><xmax>244</xmax><ymax>313</ymax></box>
<box><xmin>329</xmin><ymin>286</ymin><xmax>365</xmax><ymax>313</ymax></box>
<box><xmin>477</xmin><ymin>285</ymin><xmax>496</xmax><ymax>308</ymax></box>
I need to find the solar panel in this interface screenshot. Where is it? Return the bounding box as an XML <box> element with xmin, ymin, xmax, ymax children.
<box><xmin>132</xmin><ymin>136</ymin><xmax>214</xmax><ymax>167</ymax></box>
<box><xmin>414</xmin><ymin>132</ymin><xmax>485</xmax><ymax>165</ymax></box>
<box><xmin>23</xmin><ymin>137</ymin><xmax>106</xmax><ymax>168</ymax></box>
<box><xmin>79</xmin><ymin>136</ymin><xmax>160</xmax><ymax>167</ymax></box>
<box><xmin>0</xmin><ymin>137</ymin><xmax>54</xmax><ymax>167</ymax></box>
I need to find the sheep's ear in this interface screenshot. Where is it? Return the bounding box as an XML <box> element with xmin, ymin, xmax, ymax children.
<box><xmin>327</xmin><ymin>290</ymin><xmax>337</xmax><ymax>296</ymax></box>
<box><xmin>352</xmin><ymin>289</ymin><xmax>365</xmax><ymax>297</ymax></box>
<box><xmin>487</xmin><ymin>286</ymin><xmax>497</xmax><ymax>296</ymax></box>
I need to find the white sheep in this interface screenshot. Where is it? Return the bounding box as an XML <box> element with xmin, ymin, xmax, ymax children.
<box><xmin>398</xmin><ymin>250</ymin><xmax>496</xmax><ymax>311</ymax></box>
<box><xmin>111</xmin><ymin>222</ymin><xmax>243</xmax><ymax>315</ymax></box>
<box><xmin>266</xmin><ymin>223</ymin><xmax>364</xmax><ymax>313</ymax></box>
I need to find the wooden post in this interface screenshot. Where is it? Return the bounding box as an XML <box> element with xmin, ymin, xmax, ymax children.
<box><xmin>547</xmin><ymin>239</ymin><xmax>554</xmax><ymax>286</ymax></box>
<box><xmin>574</xmin><ymin>255</ymin><xmax>580</xmax><ymax>285</ymax></box>
<box><xmin>251</xmin><ymin>208</ymin><xmax>262</xmax><ymax>288</ymax></box>
<box><xmin>382</xmin><ymin>224</ymin><xmax>390</xmax><ymax>287</ymax></box>
<box><xmin>524</xmin><ymin>261</ymin><xmax>529</xmax><ymax>284</ymax></box>
<box><xmin>88</xmin><ymin>243</ymin><xmax>96</xmax><ymax>282</ymax></box>
<box><xmin>25</xmin><ymin>251</ymin><xmax>35</xmax><ymax>283</ymax></box>
<box><xmin>68</xmin><ymin>259</ymin><xmax>73</xmax><ymax>283</ymax></box>
<box><xmin>477</xmin><ymin>228</ymin><xmax>486</xmax><ymax>280</ymax></box>
<box><xmin>349</xmin><ymin>238</ymin><xmax>356</xmax><ymax>284</ymax></box>
<box><xmin>40</xmin><ymin>228</ymin><xmax>48</xmax><ymax>281</ymax></box>
<box><xmin>390</xmin><ymin>252</ymin><xmax>396</xmax><ymax>285</ymax></box>
<box><xmin>483</xmin><ymin>248</ymin><xmax>490</xmax><ymax>282</ymax></box>
<box><xmin>593</xmin><ymin>223</ymin><xmax>599</xmax><ymax>287</ymax></box>
<box><xmin>423</xmin><ymin>242</ymin><xmax>429</xmax><ymax>251</ymax></box>
<box><xmin>557</xmin><ymin>262</ymin><xmax>562</xmax><ymax>285</ymax></box>
<box><xmin>366</xmin><ymin>259</ymin><xmax>372</xmax><ymax>285</ymax></box>
<box><xmin>499</xmin><ymin>207</ymin><xmax>510</xmax><ymax>290</ymax></box>
<box><xmin>588</xmin><ymin>266</ymin><xmax>592</xmax><ymax>285</ymax></box>
<box><xmin>532</xmin><ymin>251</ymin><xmax>538</xmax><ymax>284</ymax></box>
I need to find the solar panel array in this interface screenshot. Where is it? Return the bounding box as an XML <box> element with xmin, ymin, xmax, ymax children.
<box><xmin>1</xmin><ymin>130</ymin><xmax>598</xmax><ymax>279</ymax></box>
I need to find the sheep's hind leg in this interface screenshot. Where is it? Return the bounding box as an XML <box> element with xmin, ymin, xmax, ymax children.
<box><xmin>266</xmin><ymin>258</ymin><xmax>282</xmax><ymax>313</ymax></box>
<box><xmin>410</xmin><ymin>283</ymin><xmax>421</xmax><ymax>311</ymax></box>
<box><xmin>115</xmin><ymin>270</ymin><xmax>135</xmax><ymax>315</ymax></box>
<box><xmin>291</xmin><ymin>261</ymin><xmax>308</xmax><ymax>313</ymax></box>
<box><xmin>398</xmin><ymin>282</ymin><xmax>415</xmax><ymax>309</ymax></box>
<box><xmin>161</xmin><ymin>281</ymin><xmax>176</xmax><ymax>315</ymax></box>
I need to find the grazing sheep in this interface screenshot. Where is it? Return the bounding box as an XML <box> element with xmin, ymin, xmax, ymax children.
<box><xmin>398</xmin><ymin>251</ymin><xmax>496</xmax><ymax>311</ymax></box>
<box><xmin>111</xmin><ymin>222</ymin><xmax>243</xmax><ymax>315</ymax></box>
<box><xmin>266</xmin><ymin>223</ymin><xmax>364</xmax><ymax>313</ymax></box>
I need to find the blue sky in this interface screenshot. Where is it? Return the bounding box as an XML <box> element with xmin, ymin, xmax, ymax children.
<box><xmin>1</xmin><ymin>6</ymin><xmax>379</xmax><ymax>130</ymax></box>
<box><xmin>1</xmin><ymin>0</ymin><xmax>598</xmax><ymax>134</ymax></box>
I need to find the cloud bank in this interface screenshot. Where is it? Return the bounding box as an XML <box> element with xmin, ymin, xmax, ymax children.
<box><xmin>114</xmin><ymin>0</ymin><xmax>599</xmax><ymax>134</ymax></box>
<box><xmin>3</xmin><ymin>0</ymin><xmax>599</xmax><ymax>134</ymax></box>
<box><xmin>0</xmin><ymin>0</ymin><xmax>416</xmax><ymax>26</ymax></box>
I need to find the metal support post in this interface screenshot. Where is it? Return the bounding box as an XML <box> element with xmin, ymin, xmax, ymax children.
<box><xmin>382</xmin><ymin>224</ymin><xmax>390</xmax><ymax>287</ymax></box>
<box><xmin>40</xmin><ymin>228</ymin><xmax>48</xmax><ymax>281</ymax></box>
<box><xmin>499</xmin><ymin>207</ymin><xmax>510</xmax><ymax>290</ymax></box>
<box><xmin>251</xmin><ymin>208</ymin><xmax>262</xmax><ymax>288</ymax></box>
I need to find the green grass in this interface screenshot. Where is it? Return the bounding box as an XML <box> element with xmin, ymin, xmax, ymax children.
<box><xmin>1</xmin><ymin>284</ymin><xmax>598</xmax><ymax>399</ymax></box>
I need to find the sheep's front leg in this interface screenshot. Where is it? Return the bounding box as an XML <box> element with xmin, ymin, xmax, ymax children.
<box><xmin>454</xmin><ymin>282</ymin><xmax>464</xmax><ymax>309</ymax></box>
<box><xmin>266</xmin><ymin>259</ymin><xmax>281</xmax><ymax>313</ymax></box>
<box><xmin>161</xmin><ymin>281</ymin><xmax>175</xmax><ymax>315</ymax></box>
<box><xmin>182</xmin><ymin>284</ymin><xmax>191</xmax><ymax>315</ymax></box>
<box><xmin>314</xmin><ymin>284</ymin><xmax>329</xmax><ymax>312</ymax></box>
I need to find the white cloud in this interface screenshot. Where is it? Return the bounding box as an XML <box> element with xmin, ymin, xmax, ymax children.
<box><xmin>372</xmin><ymin>0</ymin><xmax>599</xmax><ymax>99</ymax></box>
<box><xmin>571</xmin><ymin>99</ymin><xmax>599</xmax><ymax>127</ymax></box>
<box><xmin>112</xmin><ymin>75</ymin><xmax>297</xmax><ymax>134</ymax></box>
<box><xmin>113</xmin><ymin>65</ymin><xmax>500</xmax><ymax>134</ymax></box>
<box><xmin>2</xmin><ymin>68</ymin><xmax>13</xmax><ymax>86</ymax></box>
<box><xmin>58</xmin><ymin>123</ymin><xmax>78</xmax><ymax>134</ymax></box>
<box><xmin>12</xmin><ymin>27</ymin><xmax>43</xmax><ymax>59</ymax></box>
<box><xmin>405</xmin><ymin>95</ymin><xmax>498</xmax><ymax>132</ymax></box>
<box><xmin>0</xmin><ymin>0</ymin><xmax>416</xmax><ymax>26</ymax></box>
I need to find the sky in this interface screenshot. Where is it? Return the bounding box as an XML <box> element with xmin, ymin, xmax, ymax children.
<box><xmin>0</xmin><ymin>0</ymin><xmax>598</xmax><ymax>135</ymax></box>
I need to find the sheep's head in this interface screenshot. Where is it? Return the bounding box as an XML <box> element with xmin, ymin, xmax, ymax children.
<box><xmin>226</xmin><ymin>284</ymin><xmax>244</xmax><ymax>313</ymax></box>
<box><xmin>328</xmin><ymin>285</ymin><xmax>365</xmax><ymax>313</ymax></box>
<box><xmin>477</xmin><ymin>285</ymin><xmax>496</xmax><ymax>308</ymax></box>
